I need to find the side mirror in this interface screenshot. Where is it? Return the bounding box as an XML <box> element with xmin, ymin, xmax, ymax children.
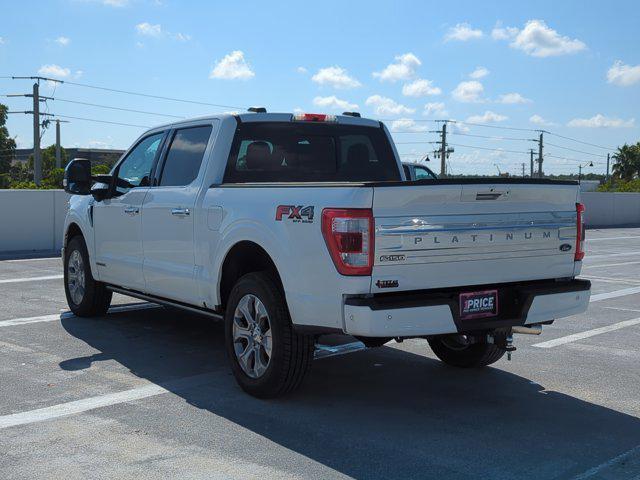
<box><xmin>63</xmin><ymin>158</ymin><xmax>92</xmax><ymax>195</ymax></box>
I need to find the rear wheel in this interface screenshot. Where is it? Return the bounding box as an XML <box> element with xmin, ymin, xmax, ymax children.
<box><xmin>224</xmin><ymin>272</ymin><xmax>314</xmax><ymax>398</ymax></box>
<box><xmin>428</xmin><ymin>335</ymin><xmax>505</xmax><ymax>368</ymax></box>
<box><xmin>64</xmin><ymin>235</ymin><xmax>112</xmax><ymax>317</ymax></box>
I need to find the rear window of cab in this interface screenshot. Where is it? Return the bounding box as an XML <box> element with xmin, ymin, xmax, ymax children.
<box><xmin>223</xmin><ymin>122</ymin><xmax>401</xmax><ymax>183</ymax></box>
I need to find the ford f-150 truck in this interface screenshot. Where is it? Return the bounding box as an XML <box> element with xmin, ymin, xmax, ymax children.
<box><xmin>62</xmin><ymin>111</ymin><xmax>591</xmax><ymax>398</ymax></box>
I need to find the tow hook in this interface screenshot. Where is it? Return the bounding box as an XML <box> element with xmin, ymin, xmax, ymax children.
<box><xmin>505</xmin><ymin>334</ymin><xmax>516</xmax><ymax>361</ymax></box>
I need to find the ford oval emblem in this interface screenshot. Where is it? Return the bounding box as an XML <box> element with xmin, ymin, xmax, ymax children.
<box><xmin>560</xmin><ymin>243</ymin><xmax>572</xmax><ymax>252</ymax></box>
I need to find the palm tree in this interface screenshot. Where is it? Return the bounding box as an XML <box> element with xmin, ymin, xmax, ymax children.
<box><xmin>611</xmin><ymin>143</ymin><xmax>640</xmax><ymax>181</ymax></box>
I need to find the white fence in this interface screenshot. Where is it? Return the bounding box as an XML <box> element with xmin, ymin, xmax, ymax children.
<box><xmin>0</xmin><ymin>190</ymin><xmax>638</xmax><ymax>254</ymax></box>
<box><xmin>582</xmin><ymin>192</ymin><xmax>640</xmax><ymax>228</ymax></box>
<box><xmin>0</xmin><ymin>190</ymin><xmax>71</xmax><ymax>253</ymax></box>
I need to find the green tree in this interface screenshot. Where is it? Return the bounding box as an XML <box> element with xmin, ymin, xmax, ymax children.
<box><xmin>611</xmin><ymin>143</ymin><xmax>640</xmax><ymax>181</ymax></box>
<box><xmin>28</xmin><ymin>144</ymin><xmax>68</xmax><ymax>178</ymax></box>
<box><xmin>0</xmin><ymin>103</ymin><xmax>17</xmax><ymax>176</ymax></box>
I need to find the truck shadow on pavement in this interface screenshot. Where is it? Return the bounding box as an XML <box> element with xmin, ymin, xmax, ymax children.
<box><xmin>60</xmin><ymin>306</ymin><xmax>640</xmax><ymax>480</ymax></box>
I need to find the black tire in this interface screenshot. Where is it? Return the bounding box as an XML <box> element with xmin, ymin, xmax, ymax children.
<box><xmin>224</xmin><ymin>272</ymin><xmax>314</xmax><ymax>398</ymax></box>
<box><xmin>428</xmin><ymin>336</ymin><xmax>505</xmax><ymax>368</ymax></box>
<box><xmin>64</xmin><ymin>235</ymin><xmax>112</xmax><ymax>317</ymax></box>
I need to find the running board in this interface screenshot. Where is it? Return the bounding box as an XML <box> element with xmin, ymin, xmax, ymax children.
<box><xmin>106</xmin><ymin>285</ymin><xmax>223</xmax><ymax>320</ymax></box>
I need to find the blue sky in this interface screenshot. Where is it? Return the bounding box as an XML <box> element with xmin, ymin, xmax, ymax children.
<box><xmin>1</xmin><ymin>0</ymin><xmax>639</xmax><ymax>175</ymax></box>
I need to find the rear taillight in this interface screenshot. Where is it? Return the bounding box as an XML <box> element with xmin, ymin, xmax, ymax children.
<box><xmin>321</xmin><ymin>208</ymin><xmax>374</xmax><ymax>276</ymax></box>
<box><xmin>575</xmin><ymin>202</ymin><xmax>585</xmax><ymax>261</ymax></box>
<box><xmin>292</xmin><ymin>113</ymin><xmax>337</xmax><ymax>123</ymax></box>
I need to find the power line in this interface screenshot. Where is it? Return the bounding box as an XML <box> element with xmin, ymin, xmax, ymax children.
<box><xmin>544</xmin><ymin>130</ymin><xmax>614</xmax><ymax>151</ymax></box>
<box><xmin>452</xmin><ymin>120</ymin><xmax>537</xmax><ymax>132</ymax></box>
<box><xmin>50</xmin><ymin>114</ymin><xmax>151</xmax><ymax>128</ymax></box>
<box><xmin>448</xmin><ymin>142</ymin><xmax>531</xmax><ymax>155</ymax></box>
<box><xmin>450</xmin><ymin>132</ymin><xmax>534</xmax><ymax>142</ymax></box>
<box><xmin>47</xmin><ymin>97</ymin><xmax>185</xmax><ymax>119</ymax></box>
<box><xmin>62</xmin><ymin>79</ymin><xmax>245</xmax><ymax>110</ymax></box>
<box><xmin>545</xmin><ymin>141</ymin><xmax>606</xmax><ymax>158</ymax></box>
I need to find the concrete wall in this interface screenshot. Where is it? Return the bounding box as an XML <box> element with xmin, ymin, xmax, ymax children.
<box><xmin>0</xmin><ymin>190</ymin><xmax>71</xmax><ymax>253</ymax></box>
<box><xmin>582</xmin><ymin>192</ymin><xmax>640</xmax><ymax>228</ymax></box>
<box><xmin>0</xmin><ymin>190</ymin><xmax>638</xmax><ymax>254</ymax></box>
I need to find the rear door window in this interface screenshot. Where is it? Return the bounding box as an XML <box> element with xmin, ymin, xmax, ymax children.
<box><xmin>159</xmin><ymin>125</ymin><xmax>212</xmax><ymax>187</ymax></box>
<box><xmin>414</xmin><ymin>166</ymin><xmax>437</xmax><ymax>180</ymax></box>
<box><xmin>224</xmin><ymin>122</ymin><xmax>400</xmax><ymax>183</ymax></box>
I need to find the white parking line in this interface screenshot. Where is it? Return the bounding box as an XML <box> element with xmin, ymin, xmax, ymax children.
<box><xmin>0</xmin><ymin>275</ymin><xmax>63</xmax><ymax>284</ymax></box>
<box><xmin>572</xmin><ymin>444</ymin><xmax>640</xmax><ymax>479</ymax></box>
<box><xmin>533</xmin><ymin>317</ymin><xmax>640</xmax><ymax>348</ymax></box>
<box><xmin>0</xmin><ymin>372</ymin><xmax>215</xmax><ymax>430</ymax></box>
<box><xmin>0</xmin><ymin>303</ymin><xmax>160</xmax><ymax>328</ymax></box>
<box><xmin>582</xmin><ymin>275</ymin><xmax>640</xmax><ymax>285</ymax></box>
<box><xmin>590</xmin><ymin>286</ymin><xmax>640</xmax><ymax>302</ymax></box>
<box><xmin>586</xmin><ymin>235</ymin><xmax>640</xmax><ymax>242</ymax></box>
<box><xmin>583</xmin><ymin>260</ymin><xmax>640</xmax><ymax>270</ymax></box>
<box><xmin>586</xmin><ymin>251</ymin><xmax>640</xmax><ymax>260</ymax></box>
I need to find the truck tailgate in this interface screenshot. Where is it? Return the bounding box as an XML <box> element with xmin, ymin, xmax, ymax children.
<box><xmin>371</xmin><ymin>182</ymin><xmax>580</xmax><ymax>293</ymax></box>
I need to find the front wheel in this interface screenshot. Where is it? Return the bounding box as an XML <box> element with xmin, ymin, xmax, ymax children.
<box><xmin>428</xmin><ymin>335</ymin><xmax>505</xmax><ymax>368</ymax></box>
<box><xmin>64</xmin><ymin>235</ymin><xmax>112</xmax><ymax>317</ymax></box>
<box><xmin>224</xmin><ymin>272</ymin><xmax>314</xmax><ymax>398</ymax></box>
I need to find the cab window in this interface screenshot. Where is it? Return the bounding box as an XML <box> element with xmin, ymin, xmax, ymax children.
<box><xmin>115</xmin><ymin>132</ymin><xmax>164</xmax><ymax>194</ymax></box>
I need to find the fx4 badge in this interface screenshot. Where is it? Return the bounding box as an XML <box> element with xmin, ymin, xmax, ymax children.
<box><xmin>275</xmin><ymin>205</ymin><xmax>314</xmax><ymax>223</ymax></box>
<box><xmin>375</xmin><ymin>279</ymin><xmax>399</xmax><ymax>289</ymax></box>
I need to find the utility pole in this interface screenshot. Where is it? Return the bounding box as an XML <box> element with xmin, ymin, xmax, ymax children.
<box><xmin>55</xmin><ymin>119</ymin><xmax>61</xmax><ymax>168</ymax></box>
<box><xmin>429</xmin><ymin>121</ymin><xmax>453</xmax><ymax>178</ymax></box>
<box><xmin>606</xmin><ymin>153</ymin><xmax>610</xmax><ymax>182</ymax></box>
<box><xmin>439</xmin><ymin>122</ymin><xmax>447</xmax><ymax>177</ymax></box>
<box><xmin>7</xmin><ymin>76</ymin><xmax>62</xmax><ymax>185</ymax></box>
<box><xmin>537</xmin><ymin>131</ymin><xmax>544</xmax><ymax>178</ymax></box>
<box><xmin>32</xmin><ymin>82</ymin><xmax>41</xmax><ymax>185</ymax></box>
<box><xmin>529</xmin><ymin>149</ymin><xmax>534</xmax><ymax>177</ymax></box>
<box><xmin>522</xmin><ymin>163</ymin><xmax>525</xmax><ymax>178</ymax></box>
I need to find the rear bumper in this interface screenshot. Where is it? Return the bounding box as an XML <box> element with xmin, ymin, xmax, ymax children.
<box><xmin>343</xmin><ymin>279</ymin><xmax>591</xmax><ymax>337</ymax></box>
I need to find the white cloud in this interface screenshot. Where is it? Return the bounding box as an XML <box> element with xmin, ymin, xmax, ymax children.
<box><xmin>402</xmin><ymin>79</ymin><xmax>441</xmax><ymax>97</ymax></box>
<box><xmin>444</xmin><ymin>23</ymin><xmax>483</xmax><ymax>42</ymax></box>
<box><xmin>0</xmin><ymin>37</ymin><xmax>4</xmax><ymax>45</ymax></box>
<box><xmin>312</xmin><ymin>95</ymin><xmax>358</xmax><ymax>111</ymax></box>
<box><xmin>466</xmin><ymin>111</ymin><xmax>508</xmax><ymax>123</ymax></box>
<box><xmin>365</xmin><ymin>95</ymin><xmax>415</xmax><ymax>116</ymax></box>
<box><xmin>311</xmin><ymin>66</ymin><xmax>360</xmax><ymax>89</ymax></box>
<box><xmin>607</xmin><ymin>61</ymin><xmax>640</xmax><ymax>87</ymax></box>
<box><xmin>529</xmin><ymin>114</ymin><xmax>556</xmax><ymax>126</ymax></box>
<box><xmin>103</xmin><ymin>0</ymin><xmax>128</xmax><ymax>5</ymax></box>
<box><xmin>567</xmin><ymin>114</ymin><xmax>635</xmax><ymax>128</ymax></box>
<box><xmin>423</xmin><ymin>102</ymin><xmax>448</xmax><ymax>117</ymax></box>
<box><xmin>135</xmin><ymin>22</ymin><xmax>162</xmax><ymax>37</ymax></box>
<box><xmin>373</xmin><ymin>53</ymin><xmax>421</xmax><ymax>82</ymax></box>
<box><xmin>452</xmin><ymin>80</ymin><xmax>484</xmax><ymax>103</ymax></box>
<box><xmin>38</xmin><ymin>64</ymin><xmax>71</xmax><ymax>78</ymax></box>
<box><xmin>174</xmin><ymin>33</ymin><xmax>191</xmax><ymax>41</ymax></box>
<box><xmin>498</xmin><ymin>92</ymin><xmax>532</xmax><ymax>104</ymax></box>
<box><xmin>296</xmin><ymin>66</ymin><xmax>308</xmax><ymax>74</ymax></box>
<box><xmin>209</xmin><ymin>50</ymin><xmax>255</xmax><ymax>80</ymax></box>
<box><xmin>491</xmin><ymin>22</ymin><xmax>519</xmax><ymax>41</ymax></box>
<box><xmin>469</xmin><ymin>66</ymin><xmax>489</xmax><ymax>79</ymax></box>
<box><xmin>510</xmin><ymin>20</ymin><xmax>586</xmax><ymax>57</ymax></box>
<box><xmin>55</xmin><ymin>36</ymin><xmax>70</xmax><ymax>46</ymax></box>
<box><xmin>389</xmin><ymin>118</ymin><xmax>429</xmax><ymax>132</ymax></box>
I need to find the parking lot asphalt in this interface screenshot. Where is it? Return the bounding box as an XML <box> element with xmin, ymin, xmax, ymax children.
<box><xmin>0</xmin><ymin>228</ymin><xmax>639</xmax><ymax>480</ymax></box>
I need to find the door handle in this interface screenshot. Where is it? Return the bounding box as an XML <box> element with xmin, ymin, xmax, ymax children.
<box><xmin>124</xmin><ymin>206</ymin><xmax>140</xmax><ymax>215</ymax></box>
<box><xmin>171</xmin><ymin>208</ymin><xmax>190</xmax><ymax>216</ymax></box>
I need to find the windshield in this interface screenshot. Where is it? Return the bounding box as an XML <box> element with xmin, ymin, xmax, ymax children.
<box><xmin>224</xmin><ymin>122</ymin><xmax>401</xmax><ymax>183</ymax></box>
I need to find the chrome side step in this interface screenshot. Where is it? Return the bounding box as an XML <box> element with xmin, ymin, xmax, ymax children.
<box><xmin>106</xmin><ymin>285</ymin><xmax>223</xmax><ymax>320</ymax></box>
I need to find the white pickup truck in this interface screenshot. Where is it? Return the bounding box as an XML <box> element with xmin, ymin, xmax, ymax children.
<box><xmin>62</xmin><ymin>111</ymin><xmax>591</xmax><ymax>398</ymax></box>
